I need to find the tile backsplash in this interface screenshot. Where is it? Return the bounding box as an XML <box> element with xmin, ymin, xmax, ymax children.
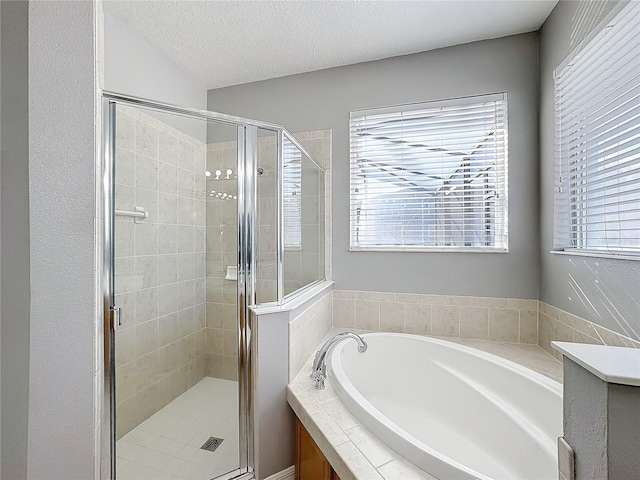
<box><xmin>538</xmin><ymin>301</ymin><xmax>640</xmax><ymax>360</ymax></box>
<box><xmin>333</xmin><ymin>290</ymin><xmax>539</xmax><ymax>344</ymax></box>
<box><xmin>333</xmin><ymin>290</ymin><xmax>640</xmax><ymax>359</ymax></box>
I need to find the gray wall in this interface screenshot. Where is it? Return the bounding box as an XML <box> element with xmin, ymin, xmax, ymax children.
<box><xmin>104</xmin><ymin>12</ymin><xmax>208</xmax><ymax>141</ymax></box>
<box><xmin>0</xmin><ymin>2</ymin><xmax>30</xmax><ymax>478</ymax></box>
<box><xmin>208</xmin><ymin>33</ymin><xmax>541</xmax><ymax>299</ymax></box>
<box><xmin>28</xmin><ymin>2</ymin><xmax>99</xmax><ymax>477</ymax></box>
<box><xmin>539</xmin><ymin>1</ymin><xmax>640</xmax><ymax>341</ymax></box>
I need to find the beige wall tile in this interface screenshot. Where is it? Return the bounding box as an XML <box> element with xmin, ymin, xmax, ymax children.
<box><xmin>333</xmin><ymin>298</ymin><xmax>355</xmax><ymax>328</ymax></box>
<box><xmin>115</xmin><ymin>395</ymin><xmax>138</xmax><ymax>439</ymax></box>
<box><xmin>158</xmin><ymin>284</ymin><xmax>178</xmax><ymax>317</ymax></box>
<box><xmin>158</xmin><ymin>342</ymin><xmax>179</xmax><ymax>377</ymax></box>
<box><xmin>136</xmin><ymin>351</ymin><xmax>159</xmax><ymax>392</ymax></box>
<box><xmin>158</xmin><ymin>254</ymin><xmax>178</xmax><ymax>285</ymax></box>
<box><xmin>176</xmin><ymin>335</ymin><xmax>192</xmax><ymax>366</ymax></box>
<box><xmin>573</xmin><ymin>330</ymin><xmax>602</xmax><ymax>345</ymax></box>
<box><xmin>489</xmin><ymin>308</ymin><xmax>519</xmax><ymax>342</ymax></box>
<box><xmin>333</xmin><ymin>290</ymin><xmax>354</xmax><ymax>300</ymax></box>
<box><xmin>432</xmin><ymin>305</ymin><xmax>460</xmax><ymax>337</ymax></box>
<box><xmin>404</xmin><ymin>304</ymin><xmax>431</xmax><ymax>335</ymax></box>
<box><xmin>205</xmin><ymin>303</ymin><xmax>223</xmax><ymax>329</ymax></box>
<box><xmin>506</xmin><ymin>298</ymin><xmax>538</xmax><ymax>310</ymax></box>
<box><xmin>477</xmin><ymin>297</ymin><xmax>508</xmax><ymax>308</ymax></box>
<box><xmin>446</xmin><ymin>296</ymin><xmax>478</xmax><ymax>307</ymax></box>
<box><xmin>395</xmin><ymin>293</ymin><xmax>424</xmax><ymax>304</ymax></box>
<box><xmin>459</xmin><ymin>307</ymin><xmax>489</xmax><ymax>340</ymax></box>
<box><xmin>137</xmin><ymin>382</ymin><xmax>164</xmax><ymax>423</ymax></box>
<box><xmin>355</xmin><ymin>300</ymin><xmax>380</xmax><ymax>331</ymax></box>
<box><xmin>134</xmin><ymin>287</ymin><xmax>158</xmax><ymax>324</ymax></box>
<box><xmin>116</xmin><ymin>112</ymin><xmax>135</xmax><ymax>151</ymax></box>
<box><xmin>135</xmin><ymin>319</ymin><xmax>159</xmax><ymax>357</ymax></box>
<box><xmin>380</xmin><ymin>302</ymin><xmax>405</xmax><ymax>332</ymax></box>
<box><xmin>539</xmin><ymin>313</ymin><xmax>553</xmax><ymax>355</ymax></box>
<box><xmin>206</xmin><ymin>328</ymin><xmax>225</xmax><ymax>354</ymax></box>
<box><xmin>115</xmin><ymin>327</ymin><xmax>136</xmax><ymax>367</ymax></box>
<box><xmin>135</xmin><ymin>122</ymin><xmax>159</xmax><ymax>159</ymax></box>
<box><xmin>116</xmin><ymin>361</ymin><xmax>137</xmax><ymax>404</ymax></box>
<box><xmin>552</xmin><ymin>318</ymin><xmax>574</xmax><ymax>344</ymax></box>
<box><xmin>519</xmin><ymin>310</ymin><xmax>538</xmax><ymax>344</ymax></box>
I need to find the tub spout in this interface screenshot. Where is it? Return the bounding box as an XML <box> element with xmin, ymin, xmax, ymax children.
<box><xmin>310</xmin><ymin>332</ymin><xmax>367</xmax><ymax>390</ymax></box>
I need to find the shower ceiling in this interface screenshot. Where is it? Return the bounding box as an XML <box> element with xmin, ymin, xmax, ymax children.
<box><xmin>103</xmin><ymin>0</ymin><xmax>557</xmax><ymax>89</ymax></box>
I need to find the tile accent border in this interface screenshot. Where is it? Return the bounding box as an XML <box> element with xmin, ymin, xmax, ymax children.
<box><xmin>333</xmin><ymin>290</ymin><xmax>539</xmax><ymax>345</ymax></box>
<box><xmin>538</xmin><ymin>301</ymin><xmax>640</xmax><ymax>361</ymax></box>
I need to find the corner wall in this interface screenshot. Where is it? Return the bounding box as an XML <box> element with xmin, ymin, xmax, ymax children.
<box><xmin>0</xmin><ymin>2</ymin><xmax>30</xmax><ymax>478</ymax></box>
<box><xmin>28</xmin><ymin>2</ymin><xmax>100</xmax><ymax>477</ymax></box>
<box><xmin>207</xmin><ymin>33</ymin><xmax>541</xmax><ymax>300</ymax></box>
<box><xmin>539</xmin><ymin>0</ymin><xmax>639</xmax><ymax>342</ymax></box>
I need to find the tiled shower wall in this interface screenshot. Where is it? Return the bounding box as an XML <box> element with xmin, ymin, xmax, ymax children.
<box><xmin>204</xmin><ymin>139</ymin><xmax>238</xmax><ymax>381</ymax></box>
<box><xmin>114</xmin><ymin>105</ymin><xmax>208</xmax><ymax>438</ymax></box>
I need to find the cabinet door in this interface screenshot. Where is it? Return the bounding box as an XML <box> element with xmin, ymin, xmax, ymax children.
<box><xmin>295</xmin><ymin>418</ymin><xmax>332</xmax><ymax>480</ymax></box>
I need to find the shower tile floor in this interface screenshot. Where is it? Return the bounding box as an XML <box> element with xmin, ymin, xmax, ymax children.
<box><xmin>116</xmin><ymin>377</ymin><xmax>239</xmax><ymax>480</ymax></box>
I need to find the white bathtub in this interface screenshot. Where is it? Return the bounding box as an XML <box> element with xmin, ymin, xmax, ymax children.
<box><xmin>328</xmin><ymin>333</ymin><xmax>562</xmax><ymax>480</ymax></box>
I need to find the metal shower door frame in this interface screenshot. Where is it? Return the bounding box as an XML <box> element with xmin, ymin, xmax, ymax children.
<box><xmin>101</xmin><ymin>92</ymin><xmax>268</xmax><ymax>480</ymax></box>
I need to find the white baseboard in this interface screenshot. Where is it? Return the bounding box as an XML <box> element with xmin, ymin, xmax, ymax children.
<box><xmin>263</xmin><ymin>465</ymin><xmax>295</xmax><ymax>480</ymax></box>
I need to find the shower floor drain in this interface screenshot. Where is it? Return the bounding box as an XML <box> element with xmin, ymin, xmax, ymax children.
<box><xmin>200</xmin><ymin>436</ymin><xmax>224</xmax><ymax>453</ymax></box>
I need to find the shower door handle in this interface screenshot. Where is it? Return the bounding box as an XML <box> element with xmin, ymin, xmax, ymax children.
<box><xmin>109</xmin><ymin>306</ymin><xmax>122</xmax><ymax>330</ymax></box>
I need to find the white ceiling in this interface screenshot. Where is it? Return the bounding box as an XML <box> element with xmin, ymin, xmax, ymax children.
<box><xmin>104</xmin><ymin>0</ymin><xmax>558</xmax><ymax>90</ymax></box>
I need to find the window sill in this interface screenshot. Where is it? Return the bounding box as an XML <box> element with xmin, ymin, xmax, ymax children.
<box><xmin>550</xmin><ymin>250</ymin><xmax>640</xmax><ymax>262</ymax></box>
<box><xmin>349</xmin><ymin>246</ymin><xmax>509</xmax><ymax>253</ymax></box>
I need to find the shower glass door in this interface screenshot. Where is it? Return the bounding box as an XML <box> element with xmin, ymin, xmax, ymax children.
<box><xmin>108</xmin><ymin>100</ymin><xmax>248</xmax><ymax>480</ymax></box>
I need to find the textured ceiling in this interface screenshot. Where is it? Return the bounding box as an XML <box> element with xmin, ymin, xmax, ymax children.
<box><xmin>104</xmin><ymin>0</ymin><xmax>558</xmax><ymax>90</ymax></box>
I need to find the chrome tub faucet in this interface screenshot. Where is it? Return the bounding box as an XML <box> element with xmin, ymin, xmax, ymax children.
<box><xmin>310</xmin><ymin>332</ymin><xmax>367</xmax><ymax>390</ymax></box>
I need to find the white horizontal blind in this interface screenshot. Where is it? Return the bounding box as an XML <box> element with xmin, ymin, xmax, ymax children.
<box><xmin>283</xmin><ymin>138</ymin><xmax>302</xmax><ymax>248</ymax></box>
<box><xmin>349</xmin><ymin>94</ymin><xmax>508</xmax><ymax>251</ymax></box>
<box><xmin>554</xmin><ymin>1</ymin><xmax>640</xmax><ymax>255</ymax></box>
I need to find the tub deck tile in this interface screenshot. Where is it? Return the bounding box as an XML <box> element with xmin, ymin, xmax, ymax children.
<box><xmin>345</xmin><ymin>424</ymin><xmax>400</xmax><ymax>468</ymax></box>
<box><xmin>335</xmin><ymin>441</ymin><xmax>385</xmax><ymax>480</ymax></box>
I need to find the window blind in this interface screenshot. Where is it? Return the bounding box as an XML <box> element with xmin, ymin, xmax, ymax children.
<box><xmin>349</xmin><ymin>94</ymin><xmax>508</xmax><ymax>251</ymax></box>
<box><xmin>283</xmin><ymin>139</ymin><xmax>302</xmax><ymax>248</ymax></box>
<box><xmin>554</xmin><ymin>1</ymin><xmax>640</xmax><ymax>255</ymax></box>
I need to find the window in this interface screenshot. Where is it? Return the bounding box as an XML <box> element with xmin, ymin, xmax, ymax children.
<box><xmin>283</xmin><ymin>138</ymin><xmax>302</xmax><ymax>248</ymax></box>
<box><xmin>349</xmin><ymin>94</ymin><xmax>508</xmax><ymax>251</ymax></box>
<box><xmin>554</xmin><ymin>1</ymin><xmax>640</xmax><ymax>256</ymax></box>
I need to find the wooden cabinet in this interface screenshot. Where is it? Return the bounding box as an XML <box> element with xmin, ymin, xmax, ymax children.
<box><xmin>295</xmin><ymin>417</ymin><xmax>341</xmax><ymax>480</ymax></box>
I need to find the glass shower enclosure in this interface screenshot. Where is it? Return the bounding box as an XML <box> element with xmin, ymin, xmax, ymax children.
<box><xmin>102</xmin><ymin>92</ymin><xmax>325</xmax><ymax>480</ymax></box>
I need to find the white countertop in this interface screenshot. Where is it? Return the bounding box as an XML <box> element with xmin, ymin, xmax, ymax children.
<box><xmin>552</xmin><ymin>341</ymin><xmax>640</xmax><ymax>387</ymax></box>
